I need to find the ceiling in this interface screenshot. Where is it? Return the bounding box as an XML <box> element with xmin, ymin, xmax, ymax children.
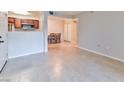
<box><xmin>8</xmin><ymin>11</ymin><xmax>43</xmax><ymax>18</ymax></box>
<box><xmin>48</xmin><ymin>16</ymin><xmax>69</xmax><ymax>21</ymax></box>
<box><xmin>48</xmin><ymin>15</ymin><xmax>78</xmax><ymax>22</ymax></box>
<box><xmin>55</xmin><ymin>11</ymin><xmax>84</xmax><ymax>16</ymax></box>
<box><xmin>28</xmin><ymin>11</ymin><xmax>42</xmax><ymax>16</ymax></box>
<box><xmin>8</xmin><ymin>11</ymin><xmax>83</xmax><ymax>17</ymax></box>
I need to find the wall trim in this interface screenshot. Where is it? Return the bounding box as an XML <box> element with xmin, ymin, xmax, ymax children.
<box><xmin>8</xmin><ymin>51</ymin><xmax>43</xmax><ymax>59</ymax></box>
<box><xmin>77</xmin><ymin>46</ymin><xmax>124</xmax><ymax>62</ymax></box>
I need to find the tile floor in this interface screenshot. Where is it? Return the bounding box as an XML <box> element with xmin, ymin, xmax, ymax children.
<box><xmin>0</xmin><ymin>42</ymin><xmax>124</xmax><ymax>82</ymax></box>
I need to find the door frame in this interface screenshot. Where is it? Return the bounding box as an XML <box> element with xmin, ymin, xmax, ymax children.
<box><xmin>46</xmin><ymin>14</ymin><xmax>79</xmax><ymax>52</ymax></box>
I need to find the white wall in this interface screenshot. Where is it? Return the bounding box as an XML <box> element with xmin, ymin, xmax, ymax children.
<box><xmin>42</xmin><ymin>12</ymin><xmax>49</xmax><ymax>52</ymax></box>
<box><xmin>72</xmin><ymin>21</ymin><xmax>78</xmax><ymax>44</ymax></box>
<box><xmin>76</xmin><ymin>12</ymin><xmax>124</xmax><ymax>60</ymax></box>
<box><xmin>8</xmin><ymin>32</ymin><xmax>44</xmax><ymax>58</ymax></box>
<box><xmin>48</xmin><ymin>17</ymin><xmax>64</xmax><ymax>41</ymax></box>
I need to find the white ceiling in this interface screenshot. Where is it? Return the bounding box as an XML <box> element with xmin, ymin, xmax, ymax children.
<box><xmin>48</xmin><ymin>16</ymin><xmax>70</xmax><ymax>21</ymax></box>
<box><xmin>8</xmin><ymin>11</ymin><xmax>43</xmax><ymax>18</ymax></box>
<box><xmin>28</xmin><ymin>11</ymin><xmax>42</xmax><ymax>16</ymax></box>
<box><xmin>48</xmin><ymin>15</ymin><xmax>78</xmax><ymax>22</ymax></box>
<box><xmin>55</xmin><ymin>11</ymin><xmax>84</xmax><ymax>16</ymax></box>
<box><xmin>8</xmin><ymin>11</ymin><xmax>83</xmax><ymax>16</ymax></box>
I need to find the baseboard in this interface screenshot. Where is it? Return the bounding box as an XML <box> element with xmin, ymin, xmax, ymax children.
<box><xmin>77</xmin><ymin>46</ymin><xmax>124</xmax><ymax>62</ymax></box>
<box><xmin>8</xmin><ymin>51</ymin><xmax>43</xmax><ymax>59</ymax></box>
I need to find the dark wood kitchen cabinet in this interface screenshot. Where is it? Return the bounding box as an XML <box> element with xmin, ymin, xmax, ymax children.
<box><xmin>21</xmin><ymin>19</ymin><xmax>34</xmax><ymax>25</ymax></box>
<box><xmin>8</xmin><ymin>17</ymin><xmax>15</xmax><ymax>23</ymax></box>
<box><xmin>15</xmin><ymin>18</ymin><xmax>22</xmax><ymax>28</ymax></box>
<box><xmin>33</xmin><ymin>20</ymin><xmax>39</xmax><ymax>29</ymax></box>
<box><xmin>8</xmin><ymin>17</ymin><xmax>40</xmax><ymax>30</ymax></box>
<box><xmin>27</xmin><ymin>20</ymin><xmax>34</xmax><ymax>25</ymax></box>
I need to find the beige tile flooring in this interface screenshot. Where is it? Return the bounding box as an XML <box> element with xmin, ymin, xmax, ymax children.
<box><xmin>0</xmin><ymin>42</ymin><xmax>124</xmax><ymax>82</ymax></box>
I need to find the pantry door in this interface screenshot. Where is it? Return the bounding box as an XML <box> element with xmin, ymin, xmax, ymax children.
<box><xmin>0</xmin><ymin>12</ymin><xmax>8</xmax><ymax>71</ymax></box>
<box><xmin>64</xmin><ymin>23</ymin><xmax>72</xmax><ymax>42</ymax></box>
<box><xmin>64</xmin><ymin>24</ymin><xmax>68</xmax><ymax>41</ymax></box>
<box><xmin>67</xmin><ymin>24</ymin><xmax>72</xmax><ymax>42</ymax></box>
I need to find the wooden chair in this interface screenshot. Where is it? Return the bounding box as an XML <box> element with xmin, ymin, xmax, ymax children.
<box><xmin>55</xmin><ymin>33</ymin><xmax>61</xmax><ymax>43</ymax></box>
<box><xmin>50</xmin><ymin>33</ymin><xmax>56</xmax><ymax>44</ymax></box>
<box><xmin>48</xmin><ymin>33</ymin><xmax>61</xmax><ymax>44</ymax></box>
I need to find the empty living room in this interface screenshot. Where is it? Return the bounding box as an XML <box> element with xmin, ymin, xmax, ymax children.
<box><xmin>0</xmin><ymin>11</ymin><xmax>124</xmax><ymax>82</ymax></box>
<box><xmin>1</xmin><ymin>0</ymin><xmax>124</xmax><ymax>93</ymax></box>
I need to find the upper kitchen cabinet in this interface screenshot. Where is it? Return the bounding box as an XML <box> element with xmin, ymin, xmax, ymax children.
<box><xmin>21</xmin><ymin>19</ymin><xmax>34</xmax><ymax>25</ymax></box>
<box><xmin>15</xmin><ymin>18</ymin><xmax>22</xmax><ymax>28</ymax></box>
<box><xmin>8</xmin><ymin>17</ymin><xmax>15</xmax><ymax>23</ymax></box>
<box><xmin>8</xmin><ymin>11</ymin><xmax>43</xmax><ymax>31</ymax></box>
<box><xmin>33</xmin><ymin>20</ymin><xmax>39</xmax><ymax>29</ymax></box>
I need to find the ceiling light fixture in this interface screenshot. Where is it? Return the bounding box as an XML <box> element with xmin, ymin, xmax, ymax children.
<box><xmin>12</xmin><ymin>11</ymin><xmax>30</xmax><ymax>15</ymax></box>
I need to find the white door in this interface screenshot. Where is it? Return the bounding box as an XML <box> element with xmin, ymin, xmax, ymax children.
<box><xmin>0</xmin><ymin>12</ymin><xmax>8</xmax><ymax>71</ymax></box>
<box><xmin>64</xmin><ymin>24</ymin><xmax>68</xmax><ymax>41</ymax></box>
<box><xmin>67</xmin><ymin>24</ymin><xmax>72</xmax><ymax>42</ymax></box>
<box><xmin>64</xmin><ymin>23</ymin><xmax>72</xmax><ymax>42</ymax></box>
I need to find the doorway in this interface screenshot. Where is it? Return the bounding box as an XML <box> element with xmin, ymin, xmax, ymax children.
<box><xmin>64</xmin><ymin>18</ymin><xmax>78</xmax><ymax>45</ymax></box>
<box><xmin>0</xmin><ymin>12</ymin><xmax>8</xmax><ymax>72</ymax></box>
<box><xmin>47</xmin><ymin>16</ymin><xmax>78</xmax><ymax>50</ymax></box>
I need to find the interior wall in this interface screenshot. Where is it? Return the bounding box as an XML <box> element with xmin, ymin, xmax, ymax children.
<box><xmin>72</xmin><ymin>21</ymin><xmax>78</xmax><ymax>44</ymax></box>
<box><xmin>75</xmin><ymin>11</ymin><xmax>124</xmax><ymax>60</ymax></box>
<box><xmin>48</xmin><ymin>17</ymin><xmax>64</xmax><ymax>41</ymax></box>
<box><xmin>8</xmin><ymin>32</ymin><xmax>44</xmax><ymax>58</ymax></box>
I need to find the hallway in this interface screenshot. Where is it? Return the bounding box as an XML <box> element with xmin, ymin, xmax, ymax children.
<box><xmin>0</xmin><ymin>43</ymin><xmax>124</xmax><ymax>82</ymax></box>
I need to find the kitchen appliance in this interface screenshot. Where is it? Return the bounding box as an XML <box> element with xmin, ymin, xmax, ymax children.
<box><xmin>22</xmin><ymin>24</ymin><xmax>35</xmax><ymax>30</ymax></box>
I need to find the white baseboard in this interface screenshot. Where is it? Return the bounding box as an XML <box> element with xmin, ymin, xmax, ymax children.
<box><xmin>77</xmin><ymin>46</ymin><xmax>124</xmax><ymax>62</ymax></box>
<box><xmin>8</xmin><ymin>51</ymin><xmax>43</xmax><ymax>59</ymax></box>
